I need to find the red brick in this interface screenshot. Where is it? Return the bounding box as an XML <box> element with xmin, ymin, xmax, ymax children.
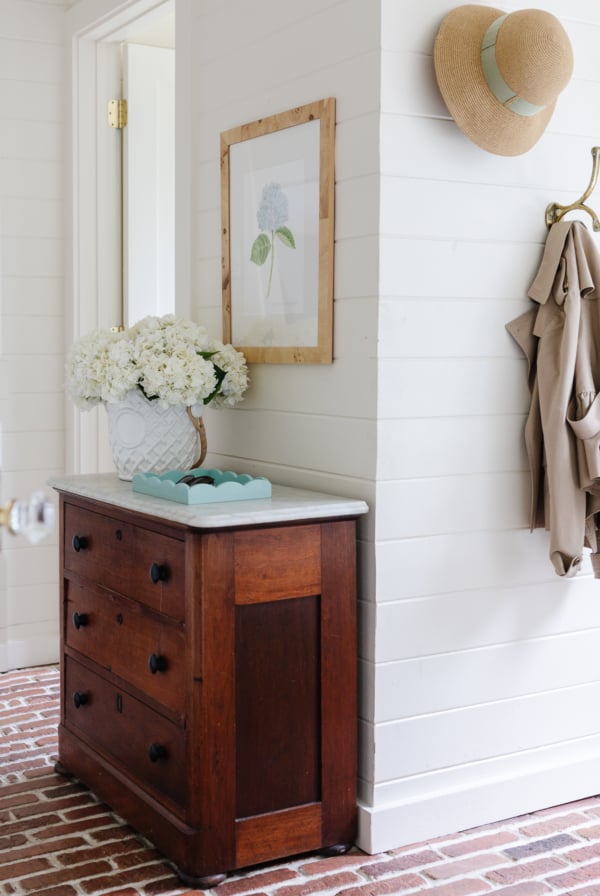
<box><xmin>271</xmin><ymin>871</ymin><xmax>361</xmax><ymax>896</ymax></box>
<box><xmin>417</xmin><ymin>879</ymin><xmax>491</xmax><ymax>896</ymax></box>
<box><xmin>144</xmin><ymin>881</ymin><xmax>199</xmax><ymax>896</ymax></box>
<box><xmin>0</xmin><ymin>792</ymin><xmax>40</xmax><ymax>810</ymax></box>
<box><xmin>566</xmin><ymin>884</ymin><xmax>600</xmax><ymax>896</ymax></box>
<box><xmin>545</xmin><ymin>859</ymin><xmax>600</xmax><ymax>889</ymax></box>
<box><xmin>87</xmin><ymin>823</ymin><xmax>139</xmax><ymax>843</ymax></box>
<box><xmin>486</xmin><ymin>857</ymin><xmax>568</xmax><ymax>884</ymax></box>
<box><xmin>18</xmin><ymin>861</ymin><xmax>119</xmax><ymax>892</ymax></box>
<box><xmin>59</xmin><ymin>837</ymin><xmax>144</xmax><ymax>866</ymax></box>
<box><xmin>0</xmin><ymin>813</ymin><xmax>62</xmax><ymax>836</ymax></box>
<box><xmin>518</xmin><ymin>813</ymin><xmax>589</xmax><ymax>837</ymax></box>
<box><xmin>47</xmin><ymin>782</ymin><xmax>88</xmax><ymax>798</ymax></box>
<box><xmin>559</xmin><ymin>888</ymin><xmax>600</xmax><ymax>896</ymax></box>
<box><xmin>31</xmin><ymin>816</ymin><xmax>117</xmax><ymax>840</ymax></box>
<box><xmin>0</xmin><ymin>739</ymin><xmax>30</xmax><ymax>753</ymax></box>
<box><xmin>11</xmin><ymin>792</ymin><xmax>93</xmax><ymax>819</ymax></box>
<box><xmin>566</xmin><ymin>843</ymin><xmax>600</xmax><ymax>863</ymax></box>
<box><xmin>24</xmin><ymin>765</ymin><xmax>60</xmax><ymax>779</ymax></box>
<box><xmin>90</xmin><ymin>890</ymin><xmax>142</xmax><ymax>896</ymax></box>
<box><xmin>577</xmin><ymin>825</ymin><xmax>600</xmax><ymax>840</ymax></box>
<box><xmin>0</xmin><ymin>836</ymin><xmax>87</xmax><ymax>864</ymax></box>
<box><xmin>16</xmin><ymin>718</ymin><xmax>58</xmax><ymax>732</ymax></box>
<box><xmin>78</xmin><ymin>864</ymin><xmax>175</xmax><ymax>893</ymax></box>
<box><xmin>94</xmin><ymin>890</ymin><xmax>149</xmax><ymax>896</ymax></box>
<box><xmin>297</xmin><ymin>853</ymin><xmax>367</xmax><ymax>876</ymax></box>
<box><xmin>336</xmin><ymin>873</ymin><xmax>427</xmax><ymax>896</ymax></box>
<box><xmin>18</xmin><ymin>889</ymin><xmax>77</xmax><ymax>896</ymax></box>
<box><xmin>440</xmin><ymin>832</ymin><xmax>520</xmax><ymax>857</ymax></box>
<box><xmin>111</xmin><ymin>847</ymin><xmax>164</xmax><ymax>869</ymax></box>
<box><xmin>0</xmin><ymin>774</ymin><xmax>55</xmax><ymax>794</ymax></box>
<box><xmin>61</xmin><ymin>802</ymin><xmax>112</xmax><ymax>821</ymax></box>
<box><xmin>361</xmin><ymin>849</ymin><xmax>441</xmax><ymax>877</ymax></box>
<box><xmin>504</xmin><ymin>833</ymin><xmax>576</xmax><ymax>859</ymax></box>
<box><xmin>0</xmin><ymin>833</ymin><xmax>28</xmax><ymax>851</ymax></box>
<box><xmin>492</xmin><ymin>884</ymin><xmax>551</xmax><ymax>896</ymax></box>
<box><xmin>211</xmin><ymin>867</ymin><xmax>300</xmax><ymax>896</ymax></box>
<box><xmin>1</xmin><ymin>857</ymin><xmax>53</xmax><ymax>881</ymax></box>
<box><xmin>426</xmin><ymin>853</ymin><xmax>509</xmax><ymax>880</ymax></box>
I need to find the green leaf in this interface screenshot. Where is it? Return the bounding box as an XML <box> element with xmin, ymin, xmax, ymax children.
<box><xmin>250</xmin><ymin>233</ymin><xmax>271</xmax><ymax>265</ymax></box>
<box><xmin>203</xmin><ymin>363</ymin><xmax>227</xmax><ymax>405</ymax></box>
<box><xmin>276</xmin><ymin>226</ymin><xmax>296</xmax><ymax>249</ymax></box>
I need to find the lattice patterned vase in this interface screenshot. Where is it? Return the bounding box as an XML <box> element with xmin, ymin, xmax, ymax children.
<box><xmin>105</xmin><ymin>389</ymin><xmax>206</xmax><ymax>481</ymax></box>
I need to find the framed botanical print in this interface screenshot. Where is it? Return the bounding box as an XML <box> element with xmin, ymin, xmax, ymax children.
<box><xmin>221</xmin><ymin>98</ymin><xmax>335</xmax><ymax>364</ymax></box>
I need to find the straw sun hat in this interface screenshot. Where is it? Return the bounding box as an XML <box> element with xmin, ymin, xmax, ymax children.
<box><xmin>433</xmin><ymin>6</ymin><xmax>573</xmax><ymax>156</ymax></box>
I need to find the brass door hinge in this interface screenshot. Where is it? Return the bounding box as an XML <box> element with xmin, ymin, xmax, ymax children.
<box><xmin>108</xmin><ymin>99</ymin><xmax>128</xmax><ymax>129</ymax></box>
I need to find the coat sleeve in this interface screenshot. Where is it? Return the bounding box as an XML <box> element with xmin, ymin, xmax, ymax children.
<box><xmin>505</xmin><ymin>308</ymin><xmax>545</xmax><ymax>533</ymax></box>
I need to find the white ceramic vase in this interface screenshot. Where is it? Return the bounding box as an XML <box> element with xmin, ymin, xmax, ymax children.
<box><xmin>105</xmin><ymin>389</ymin><xmax>205</xmax><ymax>481</ymax></box>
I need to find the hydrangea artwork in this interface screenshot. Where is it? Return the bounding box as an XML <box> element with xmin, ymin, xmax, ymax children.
<box><xmin>250</xmin><ymin>182</ymin><xmax>296</xmax><ymax>296</ymax></box>
<box><xmin>66</xmin><ymin>314</ymin><xmax>249</xmax><ymax>411</ymax></box>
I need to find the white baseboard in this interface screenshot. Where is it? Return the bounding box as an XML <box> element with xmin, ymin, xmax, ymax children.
<box><xmin>0</xmin><ymin>632</ymin><xmax>59</xmax><ymax>673</ymax></box>
<box><xmin>357</xmin><ymin>741</ymin><xmax>600</xmax><ymax>854</ymax></box>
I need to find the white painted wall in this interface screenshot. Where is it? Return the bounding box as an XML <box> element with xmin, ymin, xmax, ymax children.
<box><xmin>189</xmin><ymin>0</ymin><xmax>600</xmax><ymax>855</ymax></box>
<box><xmin>188</xmin><ymin>1</ymin><xmax>379</xmax><ymax>846</ymax></box>
<box><xmin>14</xmin><ymin>0</ymin><xmax>600</xmax><ymax>858</ymax></box>
<box><xmin>0</xmin><ymin>0</ymin><xmax>66</xmax><ymax>672</ymax></box>
<box><xmin>360</xmin><ymin>0</ymin><xmax>600</xmax><ymax>854</ymax></box>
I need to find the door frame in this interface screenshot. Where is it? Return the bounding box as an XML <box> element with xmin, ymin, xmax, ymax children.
<box><xmin>66</xmin><ymin>0</ymin><xmax>191</xmax><ymax>474</ymax></box>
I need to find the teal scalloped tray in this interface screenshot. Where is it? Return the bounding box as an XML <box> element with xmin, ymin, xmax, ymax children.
<box><xmin>132</xmin><ymin>467</ymin><xmax>272</xmax><ymax>505</ymax></box>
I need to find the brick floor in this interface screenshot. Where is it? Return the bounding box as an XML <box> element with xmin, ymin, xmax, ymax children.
<box><xmin>3</xmin><ymin>667</ymin><xmax>600</xmax><ymax>896</ymax></box>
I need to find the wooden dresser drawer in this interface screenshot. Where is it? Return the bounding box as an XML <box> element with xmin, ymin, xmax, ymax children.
<box><xmin>64</xmin><ymin>656</ymin><xmax>187</xmax><ymax>812</ymax></box>
<box><xmin>64</xmin><ymin>503</ymin><xmax>185</xmax><ymax>619</ymax></box>
<box><xmin>65</xmin><ymin>578</ymin><xmax>186</xmax><ymax>719</ymax></box>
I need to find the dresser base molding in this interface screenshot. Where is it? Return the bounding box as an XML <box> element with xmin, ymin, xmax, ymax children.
<box><xmin>55</xmin><ymin>726</ymin><xmax>206</xmax><ymax>876</ymax></box>
<box><xmin>55</xmin><ymin>726</ymin><xmax>354</xmax><ymax>884</ymax></box>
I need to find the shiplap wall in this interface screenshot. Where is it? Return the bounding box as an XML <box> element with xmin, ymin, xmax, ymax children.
<box><xmin>0</xmin><ymin>0</ymin><xmax>66</xmax><ymax>672</ymax></box>
<box><xmin>19</xmin><ymin>0</ymin><xmax>600</xmax><ymax>855</ymax></box>
<box><xmin>359</xmin><ymin>0</ymin><xmax>600</xmax><ymax>853</ymax></box>
<box><xmin>187</xmin><ymin>0</ymin><xmax>600</xmax><ymax>855</ymax></box>
<box><xmin>189</xmin><ymin>4</ymin><xmax>378</xmax><ymax>521</ymax></box>
<box><xmin>189</xmin><ymin>0</ymin><xmax>379</xmax><ymax>846</ymax></box>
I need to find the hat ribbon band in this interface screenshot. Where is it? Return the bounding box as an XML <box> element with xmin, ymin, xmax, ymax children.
<box><xmin>481</xmin><ymin>15</ymin><xmax>545</xmax><ymax>117</ymax></box>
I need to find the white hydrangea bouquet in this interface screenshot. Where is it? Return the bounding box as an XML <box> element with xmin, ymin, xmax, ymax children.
<box><xmin>65</xmin><ymin>315</ymin><xmax>249</xmax><ymax>479</ymax></box>
<box><xmin>66</xmin><ymin>314</ymin><xmax>248</xmax><ymax>411</ymax></box>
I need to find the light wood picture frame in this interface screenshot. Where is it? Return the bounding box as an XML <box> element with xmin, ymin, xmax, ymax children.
<box><xmin>221</xmin><ymin>98</ymin><xmax>335</xmax><ymax>364</ymax></box>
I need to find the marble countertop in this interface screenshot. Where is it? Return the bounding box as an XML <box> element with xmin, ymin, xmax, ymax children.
<box><xmin>48</xmin><ymin>473</ymin><xmax>369</xmax><ymax>530</ymax></box>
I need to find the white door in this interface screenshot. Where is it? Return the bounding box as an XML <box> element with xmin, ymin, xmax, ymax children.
<box><xmin>123</xmin><ymin>43</ymin><xmax>175</xmax><ymax>326</ymax></box>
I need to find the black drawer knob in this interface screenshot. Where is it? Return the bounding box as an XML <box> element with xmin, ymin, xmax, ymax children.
<box><xmin>148</xmin><ymin>743</ymin><xmax>168</xmax><ymax>763</ymax></box>
<box><xmin>73</xmin><ymin>691</ymin><xmax>89</xmax><ymax>709</ymax></box>
<box><xmin>72</xmin><ymin>534</ymin><xmax>88</xmax><ymax>552</ymax></box>
<box><xmin>72</xmin><ymin>611</ymin><xmax>89</xmax><ymax>630</ymax></box>
<box><xmin>148</xmin><ymin>653</ymin><xmax>168</xmax><ymax>674</ymax></box>
<box><xmin>149</xmin><ymin>562</ymin><xmax>169</xmax><ymax>584</ymax></box>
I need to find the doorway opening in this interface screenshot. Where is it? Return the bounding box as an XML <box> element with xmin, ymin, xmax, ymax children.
<box><xmin>68</xmin><ymin>0</ymin><xmax>190</xmax><ymax>473</ymax></box>
<box><xmin>110</xmin><ymin>6</ymin><xmax>175</xmax><ymax>326</ymax></box>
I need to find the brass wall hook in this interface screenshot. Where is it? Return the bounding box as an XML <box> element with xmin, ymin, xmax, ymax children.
<box><xmin>546</xmin><ymin>146</ymin><xmax>600</xmax><ymax>231</ymax></box>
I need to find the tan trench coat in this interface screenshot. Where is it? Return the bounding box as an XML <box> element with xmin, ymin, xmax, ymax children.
<box><xmin>507</xmin><ymin>220</ymin><xmax>600</xmax><ymax>577</ymax></box>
